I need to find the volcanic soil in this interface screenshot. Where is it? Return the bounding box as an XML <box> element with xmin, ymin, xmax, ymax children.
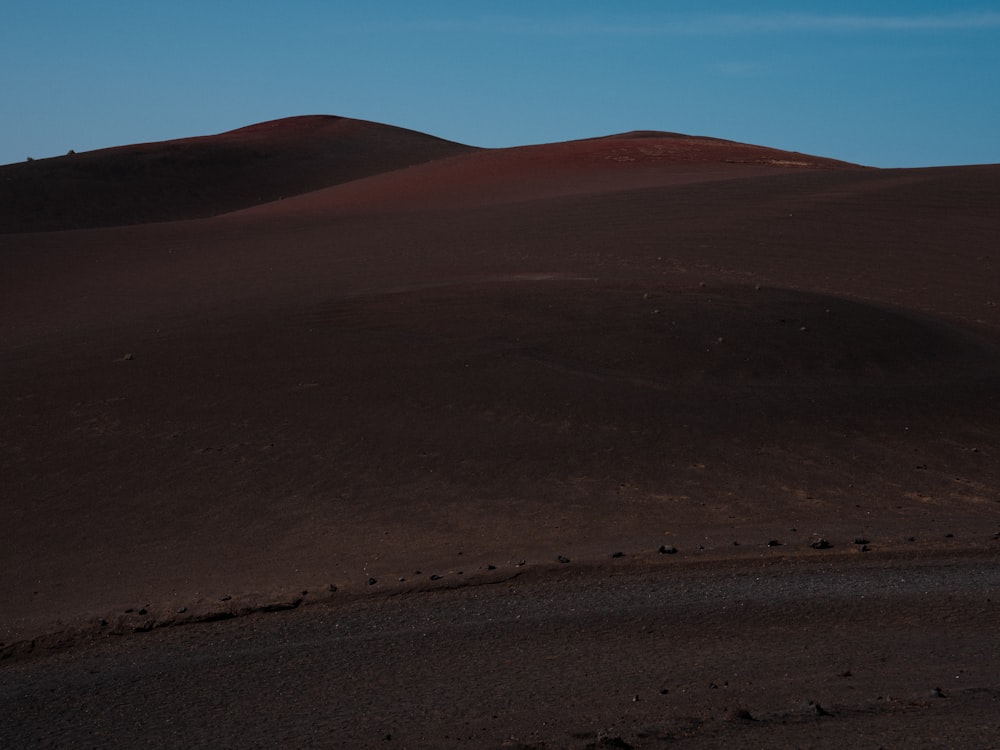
<box><xmin>2</xmin><ymin>116</ymin><xmax>999</xmax><ymax>747</ymax></box>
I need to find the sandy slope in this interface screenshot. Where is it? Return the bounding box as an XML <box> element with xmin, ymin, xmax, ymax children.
<box><xmin>0</xmin><ymin>115</ymin><xmax>478</xmax><ymax>232</ymax></box>
<box><xmin>2</xmin><ymin>117</ymin><xmax>999</xmax><ymax>746</ymax></box>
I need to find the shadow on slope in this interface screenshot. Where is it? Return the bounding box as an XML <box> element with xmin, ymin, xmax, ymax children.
<box><xmin>0</xmin><ymin>115</ymin><xmax>478</xmax><ymax>233</ymax></box>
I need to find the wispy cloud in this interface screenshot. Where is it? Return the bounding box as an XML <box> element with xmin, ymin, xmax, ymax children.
<box><xmin>419</xmin><ymin>12</ymin><xmax>1000</xmax><ymax>37</ymax></box>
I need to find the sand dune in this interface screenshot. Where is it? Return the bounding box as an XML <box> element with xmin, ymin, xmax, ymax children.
<box><xmin>2</xmin><ymin>116</ymin><xmax>999</xmax><ymax>747</ymax></box>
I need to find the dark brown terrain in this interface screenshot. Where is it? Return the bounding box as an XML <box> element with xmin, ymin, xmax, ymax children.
<box><xmin>2</xmin><ymin>116</ymin><xmax>999</xmax><ymax>747</ymax></box>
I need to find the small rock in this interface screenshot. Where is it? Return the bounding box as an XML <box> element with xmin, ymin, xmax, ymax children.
<box><xmin>810</xmin><ymin>539</ymin><xmax>833</xmax><ymax>550</ymax></box>
<box><xmin>328</xmin><ymin>584</ymin><xmax>338</xmax><ymax>592</ymax></box>
<box><xmin>611</xmin><ymin>551</ymin><xmax>624</xmax><ymax>558</ymax></box>
<box><xmin>122</xmin><ymin>353</ymin><xmax>134</xmax><ymax>361</ymax></box>
<box><xmin>658</xmin><ymin>545</ymin><xmax>678</xmax><ymax>555</ymax></box>
<box><xmin>487</xmin><ymin>564</ymin><xmax>496</xmax><ymax>570</ymax></box>
<box><xmin>367</xmin><ymin>578</ymin><xmax>377</xmax><ymax>586</ymax></box>
<box><xmin>430</xmin><ymin>574</ymin><xmax>442</xmax><ymax>581</ymax></box>
<box><xmin>557</xmin><ymin>555</ymin><xmax>571</xmax><ymax>564</ymax></box>
<box><xmin>930</xmin><ymin>687</ymin><xmax>947</xmax><ymax>698</ymax></box>
<box><xmin>98</xmin><ymin>618</ymin><xmax>108</xmax><ymax>627</ymax></box>
<box><xmin>806</xmin><ymin>700</ymin><xmax>832</xmax><ymax>716</ymax></box>
<box><xmin>727</xmin><ymin>708</ymin><xmax>756</xmax><ymax>722</ymax></box>
<box><xmin>766</xmin><ymin>540</ymin><xmax>782</xmax><ymax>547</ymax></box>
<box><xmin>595</xmin><ymin>736</ymin><xmax>634</xmax><ymax>749</ymax></box>
<box><xmin>860</xmin><ymin>545</ymin><xmax>870</xmax><ymax>552</ymax></box>
<box><xmin>659</xmin><ymin>688</ymin><xmax>669</xmax><ymax>695</ymax></box>
<box><xmin>220</xmin><ymin>595</ymin><xmax>231</xmax><ymax>602</ymax></box>
<box><xmin>515</xmin><ymin>560</ymin><xmax>526</xmax><ymax>567</ymax></box>
<box><xmin>854</xmin><ymin>537</ymin><xmax>870</xmax><ymax>545</ymax></box>
<box><xmin>138</xmin><ymin>608</ymin><xmax>147</xmax><ymax>615</ymax></box>
<box><xmin>176</xmin><ymin>607</ymin><xmax>187</xmax><ymax>614</ymax></box>
<box><xmin>124</xmin><ymin>608</ymin><xmax>134</xmax><ymax>614</ymax></box>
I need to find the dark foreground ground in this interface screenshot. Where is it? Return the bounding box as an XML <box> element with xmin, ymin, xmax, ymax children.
<box><xmin>2</xmin><ymin>118</ymin><xmax>1000</xmax><ymax>746</ymax></box>
<box><xmin>4</xmin><ymin>552</ymin><xmax>998</xmax><ymax>748</ymax></box>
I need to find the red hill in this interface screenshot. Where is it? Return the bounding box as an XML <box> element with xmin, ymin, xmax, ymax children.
<box><xmin>0</xmin><ymin>115</ymin><xmax>478</xmax><ymax>232</ymax></box>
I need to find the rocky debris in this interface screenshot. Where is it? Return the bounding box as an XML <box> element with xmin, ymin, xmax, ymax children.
<box><xmin>658</xmin><ymin>545</ymin><xmax>677</xmax><ymax>555</ymax></box>
<box><xmin>810</xmin><ymin>538</ymin><xmax>833</xmax><ymax>550</ymax></box>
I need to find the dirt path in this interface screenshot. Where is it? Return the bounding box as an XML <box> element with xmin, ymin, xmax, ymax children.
<box><xmin>4</xmin><ymin>552</ymin><xmax>998</xmax><ymax>748</ymax></box>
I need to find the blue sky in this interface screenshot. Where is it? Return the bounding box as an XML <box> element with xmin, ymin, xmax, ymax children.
<box><xmin>2</xmin><ymin>2</ymin><xmax>998</xmax><ymax>167</ymax></box>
